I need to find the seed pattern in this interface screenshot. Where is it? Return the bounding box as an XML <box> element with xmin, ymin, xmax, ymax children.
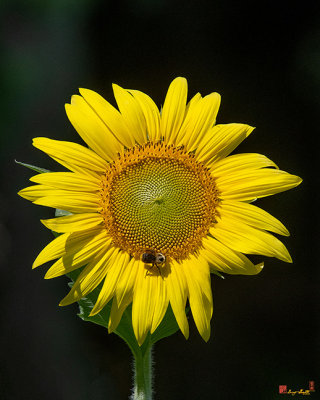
<box><xmin>100</xmin><ymin>142</ymin><xmax>220</xmax><ymax>261</ymax></box>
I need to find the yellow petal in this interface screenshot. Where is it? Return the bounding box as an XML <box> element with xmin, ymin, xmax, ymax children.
<box><xmin>33</xmin><ymin>192</ymin><xmax>101</xmax><ymax>213</ymax></box>
<box><xmin>132</xmin><ymin>261</ymin><xmax>161</xmax><ymax>345</ymax></box>
<box><xmin>186</xmin><ymin>92</ymin><xmax>202</xmax><ymax>112</ymax></box>
<box><xmin>115</xmin><ymin>257</ymin><xmax>137</xmax><ymax>308</ymax></box>
<box><xmin>108</xmin><ymin>295</ymin><xmax>133</xmax><ymax>333</ymax></box>
<box><xmin>160</xmin><ymin>77</ymin><xmax>188</xmax><ymax>144</ymax></box>
<box><xmin>217</xmin><ymin>169</ymin><xmax>302</xmax><ymax>201</ymax></box>
<box><xmin>112</xmin><ymin>84</ymin><xmax>147</xmax><ymax>145</ymax></box>
<box><xmin>33</xmin><ymin>227</ymin><xmax>105</xmax><ymax>268</ymax></box>
<box><xmin>90</xmin><ymin>251</ymin><xmax>130</xmax><ymax>315</ymax></box>
<box><xmin>182</xmin><ymin>257</ymin><xmax>212</xmax><ymax>342</ymax></box>
<box><xmin>18</xmin><ymin>185</ymin><xmax>57</xmax><ymax>201</ymax></box>
<box><xmin>195</xmin><ymin>124</ymin><xmax>254</xmax><ymax>165</ymax></box>
<box><xmin>187</xmin><ymin>255</ymin><xmax>213</xmax><ymax>306</ymax></box>
<box><xmin>66</xmin><ymin>97</ymin><xmax>123</xmax><ymax>162</ymax></box>
<box><xmin>218</xmin><ymin>200</ymin><xmax>289</xmax><ymax>236</ymax></box>
<box><xmin>151</xmin><ymin>275</ymin><xmax>168</xmax><ymax>334</ymax></box>
<box><xmin>41</xmin><ymin>213</ymin><xmax>104</xmax><ymax>233</ymax></box>
<box><xmin>108</xmin><ymin>257</ymin><xmax>137</xmax><ymax>333</ymax></box>
<box><xmin>211</xmin><ymin>216</ymin><xmax>292</xmax><ymax>263</ymax></box>
<box><xmin>176</xmin><ymin>92</ymin><xmax>221</xmax><ymax>151</ymax></box>
<box><xmin>59</xmin><ymin>246</ymin><xmax>119</xmax><ymax>306</ymax></box>
<box><xmin>30</xmin><ymin>172</ymin><xmax>101</xmax><ymax>192</ymax></box>
<box><xmin>127</xmin><ymin>89</ymin><xmax>161</xmax><ymax>142</ymax></box>
<box><xmin>210</xmin><ymin>153</ymin><xmax>278</xmax><ymax>176</ymax></box>
<box><xmin>166</xmin><ymin>261</ymin><xmax>189</xmax><ymax>339</ymax></box>
<box><xmin>45</xmin><ymin>235</ymin><xmax>112</xmax><ymax>279</ymax></box>
<box><xmin>202</xmin><ymin>236</ymin><xmax>264</xmax><ymax>275</ymax></box>
<box><xmin>174</xmin><ymin>92</ymin><xmax>202</xmax><ymax>146</ymax></box>
<box><xmin>33</xmin><ymin>137</ymin><xmax>108</xmax><ymax>177</ymax></box>
<box><xmin>79</xmin><ymin>88</ymin><xmax>135</xmax><ymax>148</ymax></box>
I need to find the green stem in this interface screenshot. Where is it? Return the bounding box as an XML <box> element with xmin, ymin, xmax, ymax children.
<box><xmin>131</xmin><ymin>344</ymin><xmax>153</xmax><ymax>400</ymax></box>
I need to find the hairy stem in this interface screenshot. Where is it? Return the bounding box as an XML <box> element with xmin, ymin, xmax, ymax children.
<box><xmin>131</xmin><ymin>344</ymin><xmax>153</xmax><ymax>400</ymax></box>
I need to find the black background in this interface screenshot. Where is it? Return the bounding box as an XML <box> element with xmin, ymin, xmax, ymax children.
<box><xmin>1</xmin><ymin>1</ymin><xmax>319</xmax><ymax>399</ymax></box>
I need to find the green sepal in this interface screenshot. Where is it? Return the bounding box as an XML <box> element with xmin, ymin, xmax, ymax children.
<box><xmin>15</xmin><ymin>159</ymin><xmax>51</xmax><ymax>173</ymax></box>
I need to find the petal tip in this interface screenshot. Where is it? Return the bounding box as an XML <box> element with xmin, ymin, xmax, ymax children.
<box><xmin>281</xmin><ymin>252</ymin><xmax>293</xmax><ymax>263</ymax></box>
<box><xmin>44</xmin><ymin>272</ymin><xmax>52</xmax><ymax>279</ymax></box>
<box><xmin>255</xmin><ymin>262</ymin><xmax>264</xmax><ymax>273</ymax></box>
<box><xmin>247</xmin><ymin>126</ymin><xmax>256</xmax><ymax>136</ymax></box>
<box><xmin>283</xmin><ymin>227</ymin><xmax>290</xmax><ymax>237</ymax></box>
<box><xmin>137</xmin><ymin>336</ymin><xmax>147</xmax><ymax>347</ymax></box>
<box><xmin>59</xmin><ymin>297</ymin><xmax>72</xmax><ymax>307</ymax></box>
<box><xmin>78</xmin><ymin>87</ymin><xmax>89</xmax><ymax>95</ymax></box>
<box><xmin>208</xmin><ymin>91</ymin><xmax>221</xmax><ymax>102</ymax></box>
<box><xmin>201</xmin><ymin>329</ymin><xmax>211</xmax><ymax>342</ymax></box>
<box><xmin>174</xmin><ymin>76</ymin><xmax>187</xmax><ymax>82</ymax></box>
<box><xmin>181</xmin><ymin>326</ymin><xmax>190</xmax><ymax>340</ymax></box>
<box><xmin>32</xmin><ymin>137</ymin><xmax>46</xmax><ymax>149</ymax></box>
<box><xmin>112</xmin><ymin>83</ymin><xmax>121</xmax><ymax>92</ymax></box>
<box><xmin>168</xmin><ymin>77</ymin><xmax>188</xmax><ymax>91</ymax></box>
<box><xmin>89</xmin><ymin>305</ymin><xmax>101</xmax><ymax>317</ymax></box>
<box><xmin>32</xmin><ymin>261</ymin><xmax>40</xmax><ymax>269</ymax></box>
<box><xmin>17</xmin><ymin>189</ymin><xmax>25</xmax><ymax>198</ymax></box>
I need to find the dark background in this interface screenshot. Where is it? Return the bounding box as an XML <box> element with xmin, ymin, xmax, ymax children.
<box><xmin>1</xmin><ymin>1</ymin><xmax>319</xmax><ymax>399</ymax></box>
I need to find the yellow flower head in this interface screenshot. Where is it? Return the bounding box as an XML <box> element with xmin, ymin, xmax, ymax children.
<box><xmin>19</xmin><ymin>77</ymin><xmax>302</xmax><ymax>345</ymax></box>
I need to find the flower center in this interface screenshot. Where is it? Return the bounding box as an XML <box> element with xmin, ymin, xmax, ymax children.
<box><xmin>100</xmin><ymin>142</ymin><xmax>219</xmax><ymax>261</ymax></box>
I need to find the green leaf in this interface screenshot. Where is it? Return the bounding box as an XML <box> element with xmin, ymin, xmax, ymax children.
<box><xmin>78</xmin><ymin>296</ymin><xmax>112</xmax><ymax>328</ymax></box>
<box><xmin>15</xmin><ymin>159</ymin><xmax>51</xmax><ymax>173</ymax></box>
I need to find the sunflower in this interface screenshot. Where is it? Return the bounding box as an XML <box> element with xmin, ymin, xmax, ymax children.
<box><xmin>19</xmin><ymin>77</ymin><xmax>302</xmax><ymax>345</ymax></box>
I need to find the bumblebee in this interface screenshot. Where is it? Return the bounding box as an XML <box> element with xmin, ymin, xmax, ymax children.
<box><xmin>142</xmin><ymin>249</ymin><xmax>165</xmax><ymax>276</ymax></box>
